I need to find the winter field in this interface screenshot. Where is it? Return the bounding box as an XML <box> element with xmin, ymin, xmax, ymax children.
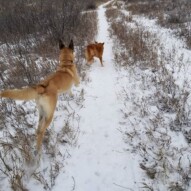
<box><xmin>1</xmin><ymin>0</ymin><xmax>191</xmax><ymax>190</ymax></box>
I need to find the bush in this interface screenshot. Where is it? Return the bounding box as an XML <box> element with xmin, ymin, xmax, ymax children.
<box><xmin>125</xmin><ymin>0</ymin><xmax>191</xmax><ymax>48</ymax></box>
<box><xmin>86</xmin><ymin>2</ymin><xmax>97</xmax><ymax>10</ymax></box>
<box><xmin>0</xmin><ymin>1</ymin><xmax>98</xmax><ymax>189</ymax></box>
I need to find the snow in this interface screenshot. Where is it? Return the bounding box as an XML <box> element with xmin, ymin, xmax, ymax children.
<box><xmin>2</xmin><ymin>0</ymin><xmax>191</xmax><ymax>190</ymax></box>
<box><xmin>53</xmin><ymin>3</ymin><xmax>141</xmax><ymax>191</ymax></box>
<box><xmin>116</xmin><ymin>6</ymin><xmax>191</xmax><ymax>191</ymax></box>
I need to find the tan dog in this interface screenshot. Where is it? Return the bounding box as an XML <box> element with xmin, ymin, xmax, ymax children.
<box><xmin>0</xmin><ymin>39</ymin><xmax>80</xmax><ymax>153</ymax></box>
<box><xmin>85</xmin><ymin>41</ymin><xmax>104</xmax><ymax>66</ymax></box>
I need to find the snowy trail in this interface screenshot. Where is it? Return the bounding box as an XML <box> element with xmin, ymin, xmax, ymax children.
<box><xmin>54</xmin><ymin>3</ymin><xmax>140</xmax><ymax>191</ymax></box>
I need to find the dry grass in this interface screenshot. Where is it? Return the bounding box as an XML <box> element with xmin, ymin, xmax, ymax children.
<box><xmin>106</xmin><ymin>9</ymin><xmax>157</xmax><ymax>69</ymax></box>
<box><xmin>0</xmin><ymin>3</ymin><xmax>97</xmax><ymax>190</ymax></box>
<box><xmin>126</xmin><ymin>0</ymin><xmax>191</xmax><ymax>49</ymax></box>
<box><xmin>106</xmin><ymin>3</ymin><xmax>191</xmax><ymax>190</ymax></box>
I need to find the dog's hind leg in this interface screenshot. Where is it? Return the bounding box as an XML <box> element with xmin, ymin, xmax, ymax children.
<box><xmin>87</xmin><ymin>57</ymin><xmax>94</xmax><ymax>65</ymax></box>
<box><xmin>85</xmin><ymin>49</ymin><xmax>93</xmax><ymax>65</ymax></box>
<box><xmin>99</xmin><ymin>56</ymin><xmax>104</xmax><ymax>67</ymax></box>
<box><xmin>36</xmin><ymin>94</ymin><xmax>57</xmax><ymax>153</ymax></box>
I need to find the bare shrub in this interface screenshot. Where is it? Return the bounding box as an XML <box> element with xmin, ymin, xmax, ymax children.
<box><xmin>86</xmin><ymin>2</ymin><xmax>97</xmax><ymax>10</ymax></box>
<box><xmin>106</xmin><ymin>10</ymin><xmax>158</xmax><ymax>69</ymax></box>
<box><xmin>125</xmin><ymin>0</ymin><xmax>191</xmax><ymax>48</ymax></box>
<box><xmin>0</xmin><ymin>1</ymin><xmax>98</xmax><ymax>189</ymax></box>
<box><xmin>0</xmin><ymin>0</ymin><xmax>98</xmax><ymax>60</ymax></box>
<box><xmin>105</xmin><ymin>8</ymin><xmax>121</xmax><ymax>23</ymax></box>
<box><xmin>106</xmin><ymin>4</ymin><xmax>191</xmax><ymax>190</ymax></box>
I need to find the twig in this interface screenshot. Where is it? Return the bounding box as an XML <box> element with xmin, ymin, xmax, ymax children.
<box><xmin>0</xmin><ymin>151</ymin><xmax>12</xmax><ymax>171</ymax></box>
<box><xmin>71</xmin><ymin>176</ymin><xmax>75</xmax><ymax>191</ymax></box>
<box><xmin>113</xmin><ymin>183</ymin><xmax>134</xmax><ymax>190</ymax></box>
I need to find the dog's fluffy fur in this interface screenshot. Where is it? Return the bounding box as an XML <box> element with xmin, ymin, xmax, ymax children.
<box><xmin>0</xmin><ymin>39</ymin><xmax>80</xmax><ymax>152</ymax></box>
<box><xmin>85</xmin><ymin>41</ymin><xmax>104</xmax><ymax>66</ymax></box>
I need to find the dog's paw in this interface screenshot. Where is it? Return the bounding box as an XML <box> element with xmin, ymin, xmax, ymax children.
<box><xmin>75</xmin><ymin>80</ymin><xmax>80</xmax><ymax>87</ymax></box>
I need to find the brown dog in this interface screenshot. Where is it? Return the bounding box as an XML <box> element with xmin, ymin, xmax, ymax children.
<box><xmin>0</xmin><ymin>39</ymin><xmax>80</xmax><ymax>153</ymax></box>
<box><xmin>85</xmin><ymin>41</ymin><xmax>104</xmax><ymax>66</ymax></box>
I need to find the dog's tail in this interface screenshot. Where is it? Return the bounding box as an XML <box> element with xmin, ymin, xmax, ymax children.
<box><xmin>0</xmin><ymin>87</ymin><xmax>39</xmax><ymax>100</ymax></box>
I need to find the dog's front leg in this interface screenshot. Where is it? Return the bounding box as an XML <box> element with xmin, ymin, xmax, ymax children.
<box><xmin>73</xmin><ymin>74</ymin><xmax>80</xmax><ymax>87</ymax></box>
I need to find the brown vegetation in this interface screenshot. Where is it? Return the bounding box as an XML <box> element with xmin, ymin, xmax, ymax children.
<box><xmin>106</xmin><ymin>3</ymin><xmax>191</xmax><ymax>190</ymax></box>
<box><xmin>0</xmin><ymin>0</ymin><xmax>97</xmax><ymax>189</ymax></box>
<box><xmin>125</xmin><ymin>0</ymin><xmax>191</xmax><ymax>48</ymax></box>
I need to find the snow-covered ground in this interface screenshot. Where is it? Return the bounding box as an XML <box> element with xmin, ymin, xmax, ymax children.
<box><xmin>109</xmin><ymin>3</ymin><xmax>191</xmax><ymax>191</ymax></box>
<box><xmin>53</xmin><ymin>3</ymin><xmax>141</xmax><ymax>191</ymax></box>
<box><xmin>2</xmin><ymin>0</ymin><xmax>191</xmax><ymax>190</ymax></box>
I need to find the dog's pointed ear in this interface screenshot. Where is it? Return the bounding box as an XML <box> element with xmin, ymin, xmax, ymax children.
<box><xmin>59</xmin><ymin>39</ymin><xmax>65</xmax><ymax>49</ymax></box>
<box><xmin>95</xmin><ymin>41</ymin><xmax>98</xmax><ymax>44</ymax></box>
<box><xmin>68</xmin><ymin>39</ymin><xmax>74</xmax><ymax>51</ymax></box>
<box><xmin>102</xmin><ymin>42</ymin><xmax>105</xmax><ymax>45</ymax></box>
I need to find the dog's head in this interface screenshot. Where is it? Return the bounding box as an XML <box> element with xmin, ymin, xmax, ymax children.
<box><xmin>59</xmin><ymin>39</ymin><xmax>74</xmax><ymax>67</ymax></box>
<box><xmin>95</xmin><ymin>41</ymin><xmax>104</xmax><ymax>46</ymax></box>
<box><xmin>95</xmin><ymin>42</ymin><xmax>104</xmax><ymax>54</ymax></box>
<box><xmin>95</xmin><ymin>42</ymin><xmax>104</xmax><ymax>49</ymax></box>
